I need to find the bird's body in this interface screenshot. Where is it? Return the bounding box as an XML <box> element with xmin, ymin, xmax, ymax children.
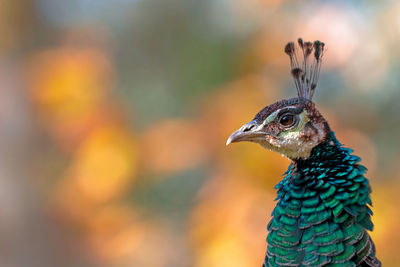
<box><xmin>265</xmin><ymin>131</ymin><xmax>378</xmax><ymax>266</ymax></box>
<box><xmin>227</xmin><ymin>39</ymin><xmax>381</xmax><ymax>266</ymax></box>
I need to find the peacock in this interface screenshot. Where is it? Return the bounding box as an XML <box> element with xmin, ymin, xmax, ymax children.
<box><xmin>226</xmin><ymin>39</ymin><xmax>381</xmax><ymax>267</ymax></box>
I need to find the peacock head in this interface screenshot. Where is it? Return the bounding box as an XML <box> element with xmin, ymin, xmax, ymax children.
<box><xmin>226</xmin><ymin>39</ymin><xmax>330</xmax><ymax>160</ymax></box>
<box><xmin>226</xmin><ymin>97</ymin><xmax>330</xmax><ymax>160</ymax></box>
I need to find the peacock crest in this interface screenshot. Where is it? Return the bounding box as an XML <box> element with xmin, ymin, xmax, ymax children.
<box><xmin>284</xmin><ymin>39</ymin><xmax>325</xmax><ymax>100</ymax></box>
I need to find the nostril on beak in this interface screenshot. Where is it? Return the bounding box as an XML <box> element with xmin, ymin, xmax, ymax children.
<box><xmin>241</xmin><ymin>121</ymin><xmax>257</xmax><ymax>132</ymax></box>
<box><xmin>243</xmin><ymin>124</ymin><xmax>255</xmax><ymax>132</ymax></box>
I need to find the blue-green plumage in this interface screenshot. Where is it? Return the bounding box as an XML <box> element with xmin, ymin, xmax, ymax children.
<box><xmin>263</xmin><ymin>132</ymin><xmax>379</xmax><ymax>266</ymax></box>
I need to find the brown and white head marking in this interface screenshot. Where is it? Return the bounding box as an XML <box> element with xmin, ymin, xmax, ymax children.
<box><xmin>227</xmin><ymin>39</ymin><xmax>330</xmax><ymax>160</ymax></box>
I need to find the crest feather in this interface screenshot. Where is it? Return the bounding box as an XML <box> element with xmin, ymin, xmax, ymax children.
<box><xmin>284</xmin><ymin>38</ymin><xmax>325</xmax><ymax>100</ymax></box>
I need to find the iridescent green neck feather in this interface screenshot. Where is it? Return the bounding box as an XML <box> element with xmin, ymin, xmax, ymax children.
<box><xmin>264</xmin><ymin>132</ymin><xmax>380</xmax><ymax>267</ymax></box>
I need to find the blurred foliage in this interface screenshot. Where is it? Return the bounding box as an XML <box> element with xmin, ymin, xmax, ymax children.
<box><xmin>0</xmin><ymin>0</ymin><xmax>399</xmax><ymax>266</ymax></box>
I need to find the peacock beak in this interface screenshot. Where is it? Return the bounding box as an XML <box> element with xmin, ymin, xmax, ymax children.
<box><xmin>226</xmin><ymin>120</ymin><xmax>266</xmax><ymax>146</ymax></box>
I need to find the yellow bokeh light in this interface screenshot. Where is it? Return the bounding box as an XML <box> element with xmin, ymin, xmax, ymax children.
<box><xmin>27</xmin><ymin>47</ymin><xmax>114</xmax><ymax>124</ymax></box>
<box><xmin>68</xmin><ymin>125</ymin><xmax>138</xmax><ymax>203</ymax></box>
<box><xmin>191</xmin><ymin>166</ymin><xmax>275</xmax><ymax>267</ymax></box>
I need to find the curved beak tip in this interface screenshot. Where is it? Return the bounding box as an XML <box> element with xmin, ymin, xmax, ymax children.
<box><xmin>226</xmin><ymin>123</ymin><xmax>266</xmax><ymax>147</ymax></box>
<box><xmin>226</xmin><ymin>136</ymin><xmax>233</xmax><ymax>146</ymax></box>
<box><xmin>226</xmin><ymin>130</ymin><xmax>242</xmax><ymax>146</ymax></box>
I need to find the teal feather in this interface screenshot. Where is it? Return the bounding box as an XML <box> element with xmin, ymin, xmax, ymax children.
<box><xmin>332</xmin><ymin>245</ymin><xmax>355</xmax><ymax>263</ymax></box>
<box><xmin>264</xmin><ymin>132</ymin><xmax>380</xmax><ymax>266</ymax></box>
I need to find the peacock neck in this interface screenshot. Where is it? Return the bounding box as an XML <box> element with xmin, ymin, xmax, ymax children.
<box><xmin>276</xmin><ymin>131</ymin><xmax>373</xmax><ymax>229</ymax></box>
<box><xmin>283</xmin><ymin>131</ymin><xmax>369</xmax><ymax>194</ymax></box>
<box><xmin>293</xmin><ymin>131</ymin><xmax>352</xmax><ymax>172</ymax></box>
<box><xmin>265</xmin><ymin>131</ymin><xmax>375</xmax><ymax>266</ymax></box>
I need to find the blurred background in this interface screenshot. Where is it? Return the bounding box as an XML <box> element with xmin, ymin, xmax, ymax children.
<box><xmin>1</xmin><ymin>0</ymin><xmax>400</xmax><ymax>266</ymax></box>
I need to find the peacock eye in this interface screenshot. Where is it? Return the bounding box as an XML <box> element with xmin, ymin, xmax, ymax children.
<box><xmin>279</xmin><ymin>114</ymin><xmax>297</xmax><ymax>127</ymax></box>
